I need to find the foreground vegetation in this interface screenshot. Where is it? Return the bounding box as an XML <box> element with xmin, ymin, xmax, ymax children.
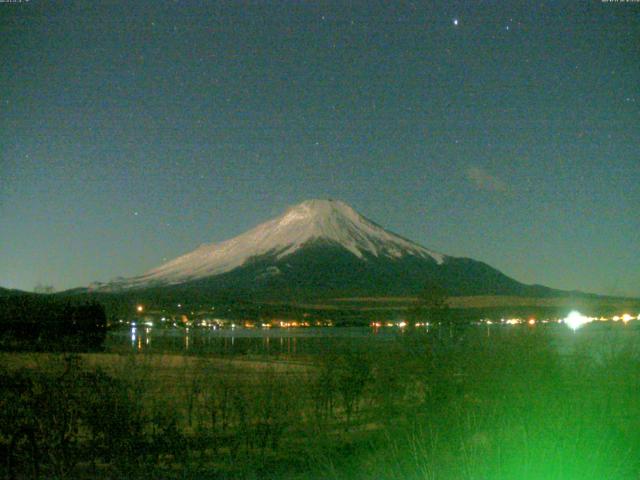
<box><xmin>2</xmin><ymin>326</ymin><xmax>640</xmax><ymax>479</ymax></box>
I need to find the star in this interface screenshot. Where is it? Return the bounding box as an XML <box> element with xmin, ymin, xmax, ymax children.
<box><xmin>453</xmin><ymin>18</ymin><xmax>459</xmax><ymax>26</ymax></box>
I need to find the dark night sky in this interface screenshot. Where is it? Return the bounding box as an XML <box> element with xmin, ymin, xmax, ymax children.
<box><xmin>1</xmin><ymin>1</ymin><xmax>638</xmax><ymax>297</ymax></box>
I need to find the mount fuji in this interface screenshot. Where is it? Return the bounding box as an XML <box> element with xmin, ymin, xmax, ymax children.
<box><xmin>90</xmin><ymin>199</ymin><xmax>556</xmax><ymax>300</ymax></box>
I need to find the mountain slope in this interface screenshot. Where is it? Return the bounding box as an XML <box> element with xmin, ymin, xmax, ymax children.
<box><xmin>160</xmin><ymin>242</ymin><xmax>557</xmax><ymax>300</ymax></box>
<box><xmin>95</xmin><ymin>199</ymin><xmax>445</xmax><ymax>291</ymax></box>
<box><xmin>91</xmin><ymin>199</ymin><xmax>558</xmax><ymax>299</ymax></box>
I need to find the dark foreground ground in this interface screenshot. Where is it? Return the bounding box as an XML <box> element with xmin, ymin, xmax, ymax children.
<box><xmin>2</xmin><ymin>325</ymin><xmax>640</xmax><ymax>479</ymax></box>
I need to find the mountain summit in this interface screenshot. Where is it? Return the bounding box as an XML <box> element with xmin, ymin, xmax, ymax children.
<box><xmin>100</xmin><ymin>199</ymin><xmax>444</xmax><ymax>290</ymax></box>
<box><xmin>93</xmin><ymin>199</ymin><xmax>556</xmax><ymax>298</ymax></box>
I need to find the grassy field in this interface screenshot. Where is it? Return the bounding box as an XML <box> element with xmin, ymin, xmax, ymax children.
<box><xmin>2</xmin><ymin>325</ymin><xmax>640</xmax><ymax>479</ymax></box>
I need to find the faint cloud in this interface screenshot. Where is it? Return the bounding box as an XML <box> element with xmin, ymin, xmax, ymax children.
<box><xmin>465</xmin><ymin>166</ymin><xmax>508</xmax><ymax>193</ymax></box>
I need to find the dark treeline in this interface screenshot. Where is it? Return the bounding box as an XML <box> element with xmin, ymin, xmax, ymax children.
<box><xmin>0</xmin><ymin>295</ymin><xmax>106</xmax><ymax>351</ymax></box>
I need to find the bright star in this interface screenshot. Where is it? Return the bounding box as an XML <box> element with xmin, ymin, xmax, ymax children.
<box><xmin>453</xmin><ymin>18</ymin><xmax>459</xmax><ymax>26</ymax></box>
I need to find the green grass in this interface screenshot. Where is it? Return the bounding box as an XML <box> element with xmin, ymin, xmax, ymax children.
<box><xmin>2</xmin><ymin>326</ymin><xmax>640</xmax><ymax>479</ymax></box>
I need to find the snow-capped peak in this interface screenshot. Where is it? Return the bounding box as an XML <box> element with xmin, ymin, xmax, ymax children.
<box><xmin>100</xmin><ymin>199</ymin><xmax>445</xmax><ymax>289</ymax></box>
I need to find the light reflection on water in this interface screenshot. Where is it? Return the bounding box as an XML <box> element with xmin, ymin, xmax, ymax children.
<box><xmin>110</xmin><ymin>326</ymin><xmax>395</xmax><ymax>356</ymax></box>
<box><xmin>110</xmin><ymin>322</ymin><xmax>640</xmax><ymax>359</ymax></box>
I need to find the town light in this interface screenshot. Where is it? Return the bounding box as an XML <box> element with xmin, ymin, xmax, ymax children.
<box><xmin>564</xmin><ymin>311</ymin><xmax>589</xmax><ymax>331</ymax></box>
<box><xmin>136</xmin><ymin>305</ymin><xmax>143</xmax><ymax>313</ymax></box>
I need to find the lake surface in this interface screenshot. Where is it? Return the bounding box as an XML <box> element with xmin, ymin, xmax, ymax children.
<box><xmin>106</xmin><ymin>322</ymin><xmax>640</xmax><ymax>360</ymax></box>
<box><xmin>106</xmin><ymin>326</ymin><xmax>403</xmax><ymax>357</ymax></box>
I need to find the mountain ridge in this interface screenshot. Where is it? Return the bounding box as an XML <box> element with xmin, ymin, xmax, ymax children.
<box><xmin>92</xmin><ymin>199</ymin><xmax>447</xmax><ymax>292</ymax></box>
<box><xmin>83</xmin><ymin>199</ymin><xmax>574</xmax><ymax>301</ymax></box>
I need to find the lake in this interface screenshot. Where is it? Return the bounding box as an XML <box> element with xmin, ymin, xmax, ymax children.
<box><xmin>106</xmin><ymin>321</ymin><xmax>640</xmax><ymax>360</ymax></box>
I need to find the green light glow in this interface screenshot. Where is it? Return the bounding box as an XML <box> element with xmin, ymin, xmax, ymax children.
<box><xmin>564</xmin><ymin>310</ymin><xmax>590</xmax><ymax>331</ymax></box>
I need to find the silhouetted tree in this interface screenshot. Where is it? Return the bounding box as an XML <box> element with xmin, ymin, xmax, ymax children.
<box><xmin>335</xmin><ymin>353</ymin><xmax>371</xmax><ymax>430</ymax></box>
<box><xmin>33</xmin><ymin>284</ymin><xmax>55</xmax><ymax>294</ymax></box>
<box><xmin>411</xmin><ymin>281</ymin><xmax>452</xmax><ymax>335</ymax></box>
<box><xmin>0</xmin><ymin>296</ymin><xmax>107</xmax><ymax>351</ymax></box>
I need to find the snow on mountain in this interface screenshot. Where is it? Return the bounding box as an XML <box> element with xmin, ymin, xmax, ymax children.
<box><xmin>100</xmin><ymin>199</ymin><xmax>445</xmax><ymax>290</ymax></box>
